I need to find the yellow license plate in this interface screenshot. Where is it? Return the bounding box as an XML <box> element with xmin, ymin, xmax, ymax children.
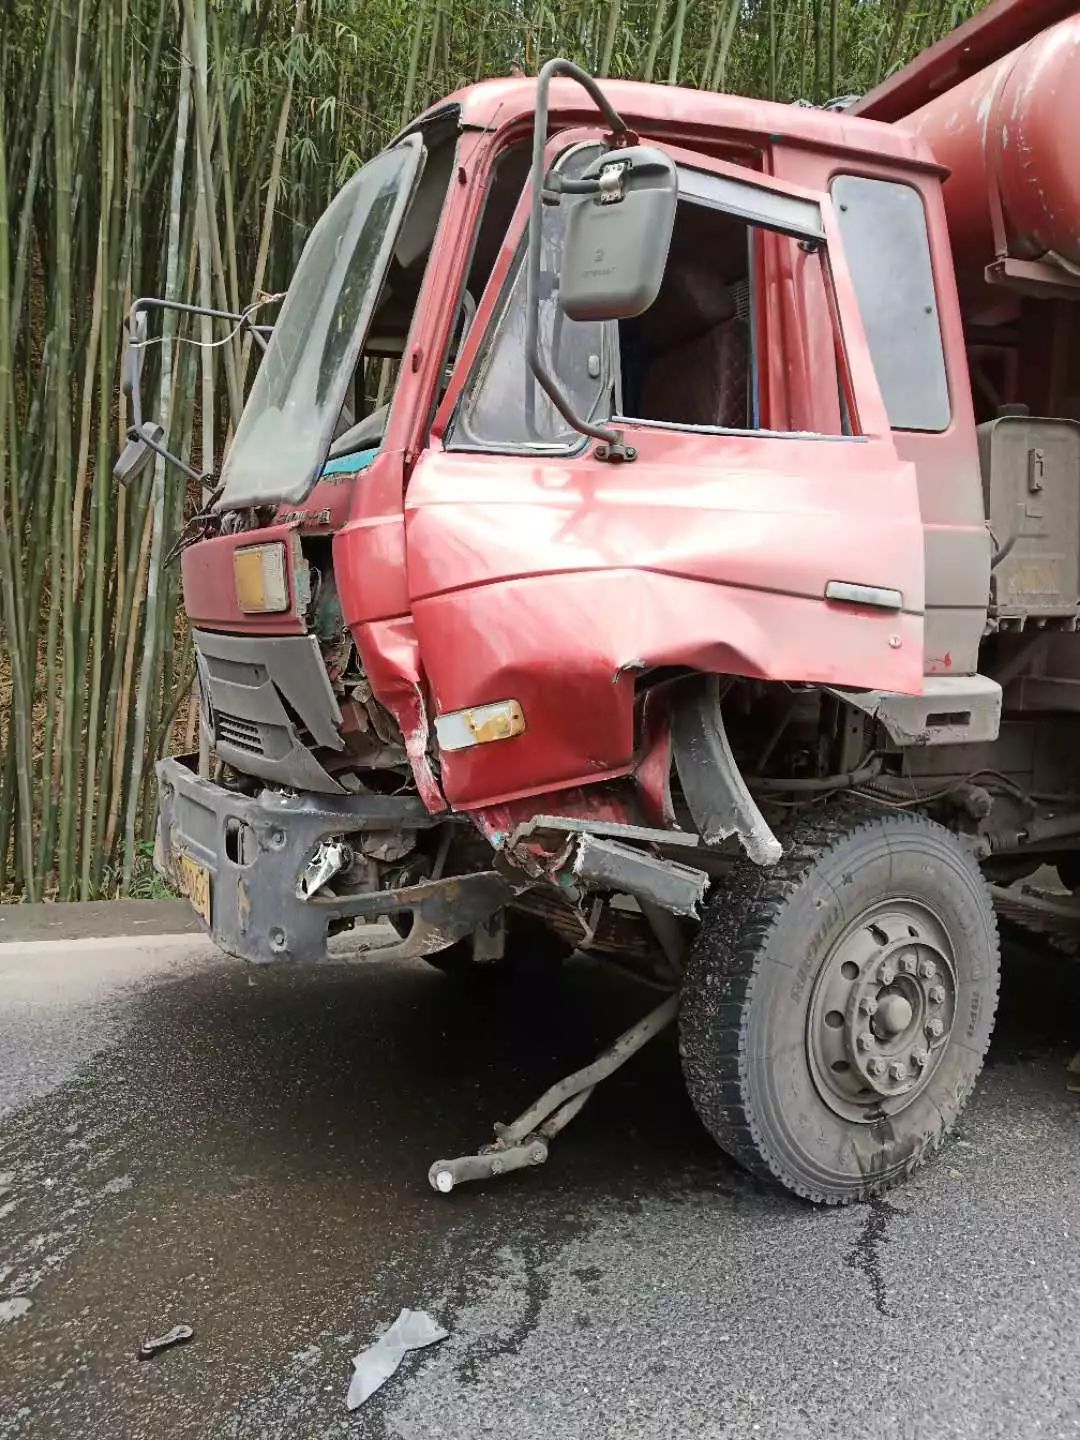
<box><xmin>173</xmin><ymin>849</ymin><xmax>211</xmax><ymax>925</ymax></box>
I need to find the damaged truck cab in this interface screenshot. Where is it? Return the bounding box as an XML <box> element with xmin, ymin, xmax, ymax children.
<box><xmin>134</xmin><ymin>13</ymin><xmax>1080</xmax><ymax>1203</ymax></box>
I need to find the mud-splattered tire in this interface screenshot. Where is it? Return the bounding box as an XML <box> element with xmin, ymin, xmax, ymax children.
<box><xmin>679</xmin><ymin>811</ymin><xmax>1000</xmax><ymax>1204</ymax></box>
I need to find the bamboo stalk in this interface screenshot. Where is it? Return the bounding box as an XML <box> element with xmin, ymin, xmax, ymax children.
<box><xmin>598</xmin><ymin>0</ymin><xmax>620</xmax><ymax>77</ymax></box>
<box><xmin>10</xmin><ymin>7</ymin><xmax>55</xmax><ymax>356</ymax></box>
<box><xmin>710</xmin><ymin>0</ymin><xmax>742</xmax><ymax>91</ymax></box>
<box><xmin>400</xmin><ymin>0</ymin><xmax>432</xmax><ymax>125</ymax></box>
<box><xmin>104</xmin><ymin>495</ymin><xmax>153</xmax><ymax>862</ymax></box>
<box><xmin>240</xmin><ymin>0</ymin><xmax>307</xmax><ymax>390</ymax></box>
<box><xmin>877</xmin><ymin>0</ymin><xmax>911</xmax><ymax>81</ymax></box>
<box><xmin>54</xmin><ymin>0</ymin><xmax>80</xmax><ymax>898</ymax></box>
<box><xmin>701</xmin><ymin>4</ymin><xmax>726</xmax><ymax>90</ymax></box>
<box><xmin>667</xmin><ymin>0</ymin><xmax>688</xmax><ymax>86</ymax></box>
<box><xmin>181</xmin><ymin>0</ymin><xmax>241</xmax><ymax>426</ymax></box>
<box><xmin>79</xmin><ymin>0</ymin><xmax>122</xmax><ymax>895</ymax></box>
<box><xmin>121</xmin><ymin>45</ymin><xmax>192</xmax><ymax>890</ymax></box>
<box><xmin>642</xmin><ymin>0</ymin><xmax>669</xmax><ymax>82</ymax></box>
<box><xmin>0</xmin><ymin>83</ymin><xmax>38</xmax><ymax>899</ymax></box>
<box><xmin>208</xmin><ymin>6</ymin><xmax>241</xmax><ymax>322</ymax></box>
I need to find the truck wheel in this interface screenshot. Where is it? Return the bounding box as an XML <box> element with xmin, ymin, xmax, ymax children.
<box><xmin>679</xmin><ymin>811</ymin><xmax>999</xmax><ymax>1204</ymax></box>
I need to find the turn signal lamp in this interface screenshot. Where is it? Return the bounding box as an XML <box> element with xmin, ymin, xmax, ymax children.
<box><xmin>233</xmin><ymin>542</ymin><xmax>289</xmax><ymax>614</ymax></box>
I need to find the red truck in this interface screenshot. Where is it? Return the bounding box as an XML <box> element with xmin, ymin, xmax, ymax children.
<box><xmin>121</xmin><ymin>0</ymin><xmax>1080</xmax><ymax>1203</ymax></box>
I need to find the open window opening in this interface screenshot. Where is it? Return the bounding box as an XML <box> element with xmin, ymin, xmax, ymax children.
<box><xmin>615</xmin><ymin>166</ymin><xmax>854</xmax><ymax>440</ymax></box>
<box><xmin>328</xmin><ymin>134</ymin><xmax>534</xmax><ymax>469</ymax></box>
<box><xmin>324</xmin><ymin>120</ymin><xmax>458</xmax><ymax>468</ymax></box>
<box><xmin>448</xmin><ymin>142</ymin><xmax>616</xmax><ymax>454</ymax></box>
<box><xmin>449</xmin><ymin>154</ymin><xmax>857</xmax><ymax>455</ymax></box>
<box><xmin>617</xmin><ymin>199</ymin><xmax>758</xmax><ymax>431</ymax></box>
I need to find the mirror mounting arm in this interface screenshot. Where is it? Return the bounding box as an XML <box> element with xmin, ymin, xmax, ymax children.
<box><xmin>526</xmin><ymin>58</ymin><xmax>636</xmax><ymax>465</ymax></box>
<box><xmin>114</xmin><ymin>295</ymin><xmax>274</xmax><ymax>487</ymax></box>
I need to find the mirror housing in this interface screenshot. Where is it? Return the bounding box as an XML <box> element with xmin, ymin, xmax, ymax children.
<box><xmin>559</xmin><ymin>147</ymin><xmax>677</xmax><ymax>322</ymax></box>
<box><xmin>525</xmin><ymin>57</ymin><xmax>646</xmax><ymax>462</ymax></box>
<box><xmin>113</xmin><ymin>421</ymin><xmax>164</xmax><ymax>486</ymax></box>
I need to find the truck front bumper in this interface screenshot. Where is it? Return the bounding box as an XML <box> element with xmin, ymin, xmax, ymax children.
<box><xmin>155</xmin><ymin>757</ymin><xmax>521</xmax><ymax>965</ymax></box>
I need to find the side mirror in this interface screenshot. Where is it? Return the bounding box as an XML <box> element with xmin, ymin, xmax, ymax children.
<box><xmin>113</xmin><ymin>421</ymin><xmax>164</xmax><ymax>486</ymax></box>
<box><xmin>524</xmin><ymin>56</ymin><xmax>656</xmax><ymax>462</ymax></box>
<box><xmin>559</xmin><ymin>147</ymin><xmax>677</xmax><ymax>322</ymax></box>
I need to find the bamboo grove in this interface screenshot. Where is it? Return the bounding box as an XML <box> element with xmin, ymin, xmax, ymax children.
<box><xmin>0</xmin><ymin>0</ymin><xmax>986</xmax><ymax>898</ymax></box>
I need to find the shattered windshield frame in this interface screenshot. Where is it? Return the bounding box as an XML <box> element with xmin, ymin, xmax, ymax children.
<box><xmin>217</xmin><ymin>134</ymin><xmax>425</xmax><ymax>511</ymax></box>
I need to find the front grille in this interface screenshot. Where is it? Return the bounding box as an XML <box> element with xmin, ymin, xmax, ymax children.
<box><xmin>192</xmin><ymin>629</ymin><xmax>344</xmax><ymax>793</ymax></box>
<box><xmin>216</xmin><ymin>712</ymin><xmax>263</xmax><ymax>755</ymax></box>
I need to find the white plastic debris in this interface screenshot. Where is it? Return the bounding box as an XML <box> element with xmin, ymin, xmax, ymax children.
<box><xmin>346</xmin><ymin>1308</ymin><xmax>448</xmax><ymax>1410</ymax></box>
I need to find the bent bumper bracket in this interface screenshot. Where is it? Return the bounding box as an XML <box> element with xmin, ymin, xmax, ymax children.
<box><xmin>156</xmin><ymin>757</ymin><xmax>518</xmax><ymax>964</ymax></box>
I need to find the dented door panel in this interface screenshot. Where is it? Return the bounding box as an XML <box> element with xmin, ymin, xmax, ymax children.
<box><xmin>405</xmin><ymin>426</ymin><xmax>924</xmax><ymax>811</ymax></box>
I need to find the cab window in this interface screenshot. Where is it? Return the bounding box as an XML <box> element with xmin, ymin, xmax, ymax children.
<box><xmin>450</xmin><ymin>157</ymin><xmax>854</xmax><ymax>452</ymax></box>
<box><xmin>830</xmin><ymin>174</ymin><xmax>950</xmax><ymax>432</ymax></box>
<box><xmin>447</xmin><ymin>144</ymin><xmax>616</xmax><ymax>453</ymax></box>
<box><xmin>617</xmin><ymin>167</ymin><xmax>850</xmax><ymax>438</ymax></box>
<box><xmin>618</xmin><ymin>196</ymin><xmax>759</xmax><ymax>431</ymax></box>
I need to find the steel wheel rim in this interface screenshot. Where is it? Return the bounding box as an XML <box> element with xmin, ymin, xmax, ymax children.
<box><xmin>806</xmin><ymin>898</ymin><xmax>958</xmax><ymax>1122</ymax></box>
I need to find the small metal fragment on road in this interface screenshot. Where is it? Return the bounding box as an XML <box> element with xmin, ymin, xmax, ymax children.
<box><xmin>137</xmin><ymin>1324</ymin><xmax>195</xmax><ymax>1360</ymax></box>
<box><xmin>346</xmin><ymin>1308</ymin><xmax>448</xmax><ymax>1410</ymax></box>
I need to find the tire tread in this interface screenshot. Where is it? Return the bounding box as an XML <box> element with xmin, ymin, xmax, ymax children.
<box><xmin>679</xmin><ymin>809</ymin><xmax>1000</xmax><ymax>1204</ymax></box>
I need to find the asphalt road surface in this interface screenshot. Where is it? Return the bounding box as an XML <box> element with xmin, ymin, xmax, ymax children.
<box><xmin>0</xmin><ymin>907</ymin><xmax>1078</xmax><ymax>1439</ymax></box>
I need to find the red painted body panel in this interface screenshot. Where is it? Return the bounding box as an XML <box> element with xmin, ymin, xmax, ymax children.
<box><xmin>406</xmin><ymin>427</ymin><xmax>923</xmax><ymax>810</ymax></box>
<box><xmin>472</xmin><ymin>784</ymin><xmax>644</xmax><ymax>848</ymax></box>
<box><xmin>353</xmin><ymin>613</ymin><xmax>446</xmax><ymax>811</ymax></box>
<box><xmin>424</xmin><ymin>77</ymin><xmax>942</xmax><ymax>171</ymax></box>
<box><xmin>273</xmin><ymin>469</ymin><xmax>356</xmax><ymax>532</ymax></box>
<box><xmin>181</xmin><ymin>522</ymin><xmax>306</xmax><ymax>635</ymax></box>
<box><xmin>177</xmin><ymin>80</ymin><xmax>983</xmax><ymax>824</ymax></box>
<box><xmin>395</xmin><ymin>141</ymin><xmax>927</xmax><ymax>813</ymax></box>
<box><xmin>766</xmin><ymin>142</ymin><xmax>989</xmax><ymax>676</ymax></box>
<box><xmin>335</xmin><ymin>454</ymin><xmax>411</xmax><ymax>626</ymax></box>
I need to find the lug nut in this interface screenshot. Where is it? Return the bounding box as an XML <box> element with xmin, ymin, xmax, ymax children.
<box><xmin>918</xmin><ymin>959</ymin><xmax>936</xmax><ymax>979</ymax></box>
<box><xmin>878</xmin><ymin>963</ymin><xmax>896</xmax><ymax>986</ymax></box>
<box><xmin>859</xmin><ymin>997</ymin><xmax>879</xmax><ymax>1017</ymax></box>
<box><xmin>888</xmin><ymin>1061</ymin><xmax>907</xmax><ymax>1082</ymax></box>
<box><xmin>911</xmin><ymin>1048</ymin><xmax>929</xmax><ymax>1068</ymax></box>
<box><xmin>928</xmin><ymin>984</ymin><xmax>945</xmax><ymax>1005</ymax></box>
<box><xmin>867</xmin><ymin>1057</ymin><xmax>886</xmax><ymax>1076</ymax></box>
<box><xmin>856</xmin><ymin>1031</ymin><xmax>874</xmax><ymax>1052</ymax></box>
<box><xmin>926</xmin><ymin>1017</ymin><xmax>944</xmax><ymax>1038</ymax></box>
<box><xmin>900</xmin><ymin>953</ymin><xmax>917</xmax><ymax>974</ymax></box>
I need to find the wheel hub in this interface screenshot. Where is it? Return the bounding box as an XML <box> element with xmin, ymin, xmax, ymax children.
<box><xmin>875</xmin><ymin>992</ymin><xmax>913</xmax><ymax>1035</ymax></box>
<box><xmin>807</xmin><ymin>901</ymin><xmax>958</xmax><ymax>1121</ymax></box>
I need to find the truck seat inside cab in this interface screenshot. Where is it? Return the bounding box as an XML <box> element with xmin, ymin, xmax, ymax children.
<box><xmin>623</xmin><ymin>201</ymin><xmax>752</xmax><ymax>431</ymax></box>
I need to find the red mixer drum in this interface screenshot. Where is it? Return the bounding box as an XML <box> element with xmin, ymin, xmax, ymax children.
<box><xmin>909</xmin><ymin>14</ymin><xmax>1080</xmax><ymax>293</ymax></box>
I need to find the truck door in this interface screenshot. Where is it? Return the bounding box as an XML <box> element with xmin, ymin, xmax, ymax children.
<box><xmin>409</xmin><ymin>141</ymin><xmax>926</xmax><ymax>811</ymax></box>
